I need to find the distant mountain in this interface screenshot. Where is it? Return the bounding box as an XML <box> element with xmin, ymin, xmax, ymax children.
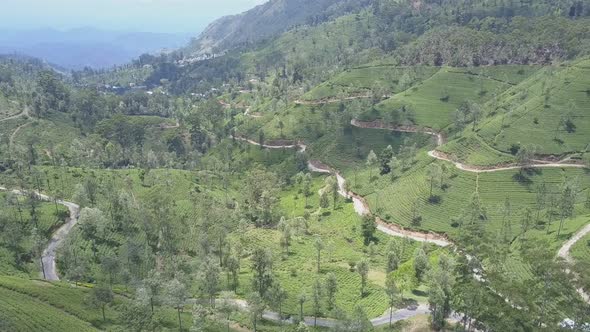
<box><xmin>0</xmin><ymin>28</ymin><xmax>191</xmax><ymax>70</ymax></box>
<box><xmin>185</xmin><ymin>0</ymin><xmax>370</xmax><ymax>57</ymax></box>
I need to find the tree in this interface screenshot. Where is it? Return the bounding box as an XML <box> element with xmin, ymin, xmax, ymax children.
<box><xmin>144</xmin><ymin>270</ymin><xmax>163</xmax><ymax>313</ymax></box>
<box><xmin>226</xmin><ymin>254</ymin><xmax>240</xmax><ymax>291</ymax></box>
<box><xmin>535</xmin><ymin>182</ymin><xmax>547</xmax><ymax>224</ymax></box>
<box><xmin>199</xmin><ymin>258</ymin><xmax>220</xmax><ymax>307</ymax></box>
<box><xmin>165</xmin><ymin>278</ymin><xmax>188</xmax><ymax>330</ymax></box>
<box><xmin>385</xmin><ymin>272</ymin><xmax>399</xmax><ymax>327</ymax></box>
<box><xmin>303</xmin><ymin>173</ymin><xmax>312</xmax><ymax>208</ymax></box>
<box><xmin>349</xmin><ymin>304</ymin><xmax>373</xmax><ymax>332</ymax></box>
<box><xmin>428</xmin><ymin>283</ymin><xmax>446</xmax><ymax>330</ymax></box>
<box><xmin>413</xmin><ymin>248</ymin><xmax>429</xmax><ymax>282</ymax></box>
<box><xmin>269</xmin><ymin>282</ymin><xmax>288</xmax><ymax>320</ymax></box>
<box><xmin>251</xmin><ymin>248</ymin><xmax>273</xmax><ymax>297</ymax></box>
<box><xmin>280</xmin><ymin>223</ymin><xmax>292</xmax><ymax>255</ymax></box>
<box><xmin>117</xmin><ymin>294</ymin><xmax>163</xmax><ymax>332</ymax></box>
<box><xmin>500</xmin><ymin>197</ymin><xmax>512</xmax><ymax>243</ymax></box>
<box><xmin>379</xmin><ymin>145</ymin><xmax>394</xmax><ymax>175</ymax></box>
<box><xmin>295</xmin><ymin>321</ymin><xmax>310</xmax><ymax>332</ymax></box>
<box><xmin>88</xmin><ymin>284</ymin><xmax>114</xmax><ymax>322</ymax></box>
<box><xmin>314</xmin><ymin>237</ymin><xmax>324</xmax><ymax>273</ymax></box>
<box><xmin>78</xmin><ymin>207</ymin><xmax>107</xmax><ymax>260</ymax></box>
<box><xmin>516</xmin><ymin>144</ymin><xmax>536</xmax><ymax>171</ymax></box>
<box><xmin>244</xmin><ymin>168</ymin><xmax>280</xmax><ymax>227</ymax></box>
<box><xmin>557</xmin><ymin>183</ymin><xmax>576</xmax><ymax>237</ymax></box>
<box><xmin>319</xmin><ymin>191</ymin><xmax>329</xmax><ymax>209</ymax></box>
<box><xmin>357</xmin><ymin>259</ymin><xmax>369</xmax><ymax>297</ymax></box>
<box><xmin>329</xmin><ymin>176</ymin><xmax>339</xmax><ymax>209</ymax></box>
<box><xmin>297</xmin><ymin>292</ymin><xmax>307</xmax><ymax>321</ymax></box>
<box><xmin>520</xmin><ymin>207</ymin><xmax>533</xmax><ymax>242</ymax></box>
<box><xmin>385</xmin><ymin>249</ymin><xmax>399</xmax><ymax>273</ymax></box>
<box><xmin>325</xmin><ymin>273</ymin><xmax>338</xmax><ymax>311</ymax></box>
<box><xmin>366</xmin><ymin>150</ymin><xmax>378</xmax><ymax>180</ymax></box>
<box><xmin>101</xmin><ymin>256</ymin><xmax>120</xmax><ymax>288</ymax></box>
<box><xmin>248</xmin><ymin>292</ymin><xmax>265</xmax><ymax>332</ymax></box>
<box><xmin>191</xmin><ymin>303</ymin><xmax>207</xmax><ymax>332</ymax></box>
<box><xmin>361</xmin><ymin>215</ymin><xmax>376</xmax><ymax>245</ymax></box>
<box><xmin>258</xmin><ymin>130</ymin><xmax>265</xmax><ymax>148</ymax></box>
<box><xmin>311</xmin><ymin>279</ymin><xmax>323</xmax><ymax>327</ymax></box>
<box><xmin>30</xmin><ymin>227</ymin><xmax>46</xmax><ymax>279</ymax></box>
<box><xmin>427</xmin><ymin>163</ymin><xmax>441</xmax><ymax>199</ymax></box>
<box><xmin>218</xmin><ymin>291</ymin><xmax>237</xmax><ymax>332</ymax></box>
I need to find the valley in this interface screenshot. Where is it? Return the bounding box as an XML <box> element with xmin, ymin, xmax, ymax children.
<box><xmin>0</xmin><ymin>1</ymin><xmax>590</xmax><ymax>331</ymax></box>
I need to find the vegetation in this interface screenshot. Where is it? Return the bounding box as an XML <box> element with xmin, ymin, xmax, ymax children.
<box><xmin>2</xmin><ymin>0</ymin><xmax>590</xmax><ymax>330</ymax></box>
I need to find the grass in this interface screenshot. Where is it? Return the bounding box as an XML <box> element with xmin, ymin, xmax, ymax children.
<box><xmin>0</xmin><ymin>192</ymin><xmax>68</xmax><ymax>277</ymax></box>
<box><xmin>571</xmin><ymin>226</ymin><xmax>590</xmax><ymax>264</ymax></box>
<box><xmin>0</xmin><ymin>275</ymin><xmax>233</xmax><ymax>332</ymax></box>
<box><xmin>371</xmin><ymin>67</ymin><xmax>517</xmax><ymax>130</ymax></box>
<box><xmin>477</xmin><ymin>58</ymin><xmax>590</xmax><ymax>155</ymax></box>
<box><xmin>228</xmin><ymin>175</ymin><xmax>437</xmax><ymax>318</ymax></box>
<box><xmin>309</xmin><ymin>126</ymin><xmax>430</xmax><ymax>171</ymax></box>
<box><xmin>437</xmin><ymin>131</ymin><xmax>516</xmax><ymax>166</ymax></box>
<box><xmin>0</xmin><ymin>285</ymin><xmax>98</xmax><ymax>332</ymax></box>
<box><xmin>302</xmin><ymin>65</ymin><xmax>438</xmax><ymax>101</ymax></box>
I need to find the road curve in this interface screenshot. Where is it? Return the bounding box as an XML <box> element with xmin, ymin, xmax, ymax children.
<box><xmin>231</xmin><ymin>135</ymin><xmax>452</xmax><ymax>247</ymax></box>
<box><xmin>557</xmin><ymin>223</ymin><xmax>590</xmax><ymax>304</ymax></box>
<box><xmin>0</xmin><ymin>110</ymin><xmax>25</xmax><ymax>123</ymax></box>
<box><xmin>350</xmin><ymin>119</ymin><xmax>586</xmax><ymax>173</ymax></box>
<box><xmin>197</xmin><ymin>298</ymin><xmax>431</xmax><ymax>328</ymax></box>
<box><xmin>0</xmin><ymin>186</ymin><xmax>79</xmax><ymax>281</ymax></box>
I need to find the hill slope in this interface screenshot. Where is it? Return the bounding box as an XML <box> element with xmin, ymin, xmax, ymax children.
<box><xmin>184</xmin><ymin>0</ymin><xmax>370</xmax><ymax>57</ymax></box>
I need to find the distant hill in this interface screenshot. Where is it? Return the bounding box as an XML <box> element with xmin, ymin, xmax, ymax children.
<box><xmin>0</xmin><ymin>28</ymin><xmax>191</xmax><ymax>70</ymax></box>
<box><xmin>184</xmin><ymin>0</ymin><xmax>370</xmax><ymax>57</ymax></box>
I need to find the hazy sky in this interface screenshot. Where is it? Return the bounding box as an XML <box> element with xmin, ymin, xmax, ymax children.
<box><xmin>1</xmin><ymin>0</ymin><xmax>268</xmax><ymax>34</ymax></box>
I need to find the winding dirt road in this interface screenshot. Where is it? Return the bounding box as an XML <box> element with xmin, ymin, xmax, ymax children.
<box><xmin>232</xmin><ymin>135</ymin><xmax>452</xmax><ymax>247</ymax></box>
<box><xmin>0</xmin><ymin>186</ymin><xmax>79</xmax><ymax>281</ymax></box>
<box><xmin>557</xmin><ymin>223</ymin><xmax>590</xmax><ymax>304</ymax></box>
<box><xmin>0</xmin><ymin>110</ymin><xmax>26</xmax><ymax>123</ymax></box>
<box><xmin>350</xmin><ymin>119</ymin><xmax>585</xmax><ymax>172</ymax></box>
<box><xmin>234</xmin><ymin>115</ymin><xmax>590</xmax><ymax>305</ymax></box>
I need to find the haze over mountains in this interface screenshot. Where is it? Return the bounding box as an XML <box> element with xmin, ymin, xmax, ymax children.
<box><xmin>0</xmin><ymin>27</ymin><xmax>191</xmax><ymax>70</ymax></box>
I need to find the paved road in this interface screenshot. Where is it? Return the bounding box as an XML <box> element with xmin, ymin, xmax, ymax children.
<box><xmin>200</xmin><ymin>298</ymin><xmax>431</xmax><ymax>328</ymax></box>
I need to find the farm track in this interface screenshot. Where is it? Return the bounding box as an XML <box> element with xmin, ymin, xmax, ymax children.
<box><xmin>0</xmin><ymin>109</ymin><xmax>25</xmax><ymax>123</ymax></box>
<box><xmin>0</xmin><ymin>186</ymin><xmax>79</xmax><ymax>281</ymax></box>
<box><xmin>557</xmin><ymin>224</ymin><xmax>590</xmax><ymax>304</ymax></box>
<box><xmin>6</xmin><ymin>107</ymin><xmax>30</xmax><ymax>147</ymax></box>
<box><xmin>236</xmin><ymin>111</ymin><xmax>590</xmax><ymax>308</ymax></box>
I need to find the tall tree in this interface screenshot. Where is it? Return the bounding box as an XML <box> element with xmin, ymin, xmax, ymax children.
<box><xmin>385</xmin><ymin>272</ymin><xmax>399</xmax><ymax>327</ymax></box>
<box><xmin>199</xmin><ymin>258</ymin><xmax>220</xmax><ymax>307</ymax></box>
<box><xmin>218</xmin><ymin>291</ymin><xmax>237</xmax><ymax>332</ymax></box>
<box><xmin>314</xmin><ymin>237</ymin><xmax>324</xmax><ymax>273</ymax></box>
<box><xmin>247</xmin><ymin>292</ymin><xmax>266</xmax><ymax>332</ymax></box>
<box><xmin>311</xmin><ymin>278</ymin><xmax>323</xmax><ymax>327</ymax></box>
<box><xmin>427</xmin><ymin>163</ymin><xmax>442</xmax><ymax>199</ymax></box>
<box><xmin>297</xmin><ymin>292</ymin><xmax>307</xmax><ymax>322</ymax></box>
<box><xmin>164</xmin><ymin>278</ymin><xmax>188</xmax><ymax>330</ymax></box>
<box><xmin>251</xmin><ymin>248</ymin><xmax>273</xmax><ymax>297</ymax></box>
<box><xmin>379</xmin><ymin>145</ymin><xmax>394</xmax><ymax>175</ymax></box>
<box><xmin>557</xmin><ymin>183</ymin><xmax>576</xmax><ymax>237</ymax></box>
<box><xmin>325</xmin><ymin>272</ymin><xmax>338</xmax><ymax>311</ymax></box>
<box><xmin>366</xmin><ymin>150</ymin><xmax>378</xmax><ymax>180</ymax></box>
<box><xmin>269</xmin><ymin>282</ymin><xmax>288</xmax><ymax>321</ymax></box>
<box><xmin>413</xmin><ymin>248</ymin><xmax>429</xmax><ymax>282</ymax></box>
<box><xmin>329</xmin><ymin>176</ymin><xmax>339</xmax><ymax>209</ymax></box>
<box><xmin>88</xmin><ymin>284</ymin><xmax>114</xmax><ymax>322</ymax></box>
<box><xmin>361</xmin><ymin>215</ymin><xmax>376</xmax><ymax>245</ymax></box>
<box><xmin>357</xmin><ymin>259</ymin><xmax>369</xmax><ymax>297</ymax></box>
